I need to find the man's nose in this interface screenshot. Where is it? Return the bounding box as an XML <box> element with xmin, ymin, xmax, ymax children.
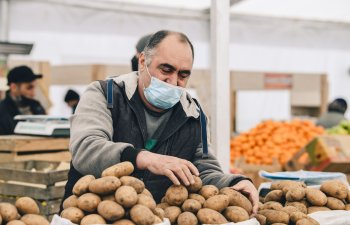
<box><xmin>165</xmin><ymin>75</ymin><xmax>178</xmax><ymax>86</ymax></box>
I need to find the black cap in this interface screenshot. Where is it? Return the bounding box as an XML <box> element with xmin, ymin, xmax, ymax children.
<box><xmin>7</xmin><ymin>66</ymin><xmax>43</xmax><ymax>85</ymax></box>
<box><xmin>64</xmin><ymin>89</ymin><xmax>80</xmax><ymax>102</ymax></box>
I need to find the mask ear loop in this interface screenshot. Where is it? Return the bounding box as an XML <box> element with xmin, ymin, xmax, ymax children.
<box><xmin>142</xmin><ymin>57</ymin><xmax>152</xmax><ymax>90</ymax></box>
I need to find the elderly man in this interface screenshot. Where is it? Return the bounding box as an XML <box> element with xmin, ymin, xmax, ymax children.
<box><xmin>0</xmin><ymin>66</ymin><xmax>46</xmax><ymax>135</ymax></box>
<box><xmin>63</xmin><ymin>30</ymin><xmax>258</xmax><ymax>213</ymax></box>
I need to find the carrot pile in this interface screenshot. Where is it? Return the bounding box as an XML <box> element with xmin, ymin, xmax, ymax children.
<box><xmin>230</xmin><ymin>120</ymin><xmax>325</xmax><ymax>165</ymax></box>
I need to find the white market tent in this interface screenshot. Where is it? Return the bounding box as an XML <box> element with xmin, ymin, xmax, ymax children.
<box><xmin>1</xmin><ymin>0</ymin><xmax>350</xmax><ymax>172</ymax></box>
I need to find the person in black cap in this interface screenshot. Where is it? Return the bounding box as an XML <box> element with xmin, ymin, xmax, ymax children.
<box><xmin>0</xmin><ymin>65</ymin><xmax>46</xmax><ymax>135</ymax></box>
<box><xmin>131</xmin><ymin>34</ymin><xmax>152</xmax><ymax>71</ymax></box>
<box><xmin>317</xmin><ymin>98</ymin><xmax>348</xmax><ymax>128</ymax></box>
<box><xmin>64</xmin><ymin>89</ymin><xmax>80</xmax><ymax>114</ymax></box>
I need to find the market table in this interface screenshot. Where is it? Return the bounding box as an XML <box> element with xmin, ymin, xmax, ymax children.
<box><xmin>0</xmin><ymin>135</ymin><xmax>71</xmax><ymax>162</ymax></box>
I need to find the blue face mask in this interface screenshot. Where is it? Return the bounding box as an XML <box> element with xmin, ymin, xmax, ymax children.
<box><xmin>143</xmin><ymin>64</ymin><xmax>184</xmax><ymax>110</ymax></box>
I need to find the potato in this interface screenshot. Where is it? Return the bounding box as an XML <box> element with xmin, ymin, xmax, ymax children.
<box><xmin>199</xmin><ymin>185</ymin><xmax>219</xmax><ymax>199</ymax></box>
<box><xmin>219</xmin><ymin>187</ymin><xmax>252</xmax><ymax>214</ymax></box>
<box><xmin>114</xmin><ymin>161</ymin><xmax>134</xmax><ymax>177</ymax></box>
<box><xmin>80</xmin><ymin>214</ymin><xmax>106</xmax><ymax>225</ymax></box>
<box><xmin>77</xmin><ymin>193</ymin><xmax>101</xmax><ymax>212</ymax></box>
<box><xmin>177</xmin><ymin>212</ymin><xmax>198</xmax><ymax>225</ymax></box>
<box><xmin>154</xmin><ymin>216</ymin><xmax>163</xmax><ymax>224</ymax></box>
<box><xmin>73</xmin><ymin>175</ymin><xmax>95</xmax><ymax>196</ymax></box>
<box><xmin>307</xmin><ymin>206</ymin><xmax>331</xmax><ymax>214</ymax></box>
<box><xmin>156</xmin><ymin>203</ymin><xmax>170</xmax><ymax>210</ymax></box>
<box><xmin>296</xmin><ymin>217</ymin><xmax>320</xmax><ymax>225</ymax></box>
<box><xmin>271</xmin><ymin>181</ymin><xmax>306</xmax><ymax>191</ymax></box>
<box><xmin>261</xmin><ymin>201</ymin><xmax>283</xmax><ymax>211</ymax></box>
<box><xmin>270</xmin><ymin>223</ymin><xmax>288</xmax><ymax>225</ymax></box>
<box><xmin>165</xmin><ymin>185</ymin><xmax>188</xmax><ymax>206</ymax></box>
<box><xmin>346</xmin><ymin>204</ymin><xmax>350</xmax><ymax>210</ymax></box>
<box><xmin>0</xmin><ymin>202</ymin><xmax>18</xmax><ymax>222</ymax></box>
<box><xmin>264</xmin><ymin>190</ymin><xmax>284</xmax><ymax>203</ymax></box>
<box><xmin>113</xmin><ymin>219</ymin><xmax>136</xmax><ymax>225</ymax></box>
<box><xmin>130</xmin><ymin>204</ymin><xmax>155</xmax><ymax>225</ymax></box>
<box><xmin>305</xmin><ymin>188</ymin><xmax>327</xmax><ymax>206</ymax></box>
<box><xmin>63</xmin><ymin>195</ymin><xmax>78</xmax><ymax>209</ymax></box>
<box><xmin>223</xmin><ymin>206</ymin><xmax>249</xmax><ymax>222</ymax></box>
<box><xmin>164</xmin><ymin>206</ymin><xmax>182</xmax><ymax>224</ymax></box>
<box><xmin>89</xmin><ymin>176</ymin><xmax>121</xmax><ymax>195</ymax></box>
<box><xmin>347</xmin><ymin>190</ymin><xmax>350</xmax><ymax>203</ymax></box>
<box><xmin>141</xmin><ymin>188</ymin><xmax>153</xmax><ymax>198</ymax></box>
<box><xmin>15</xmin><ymin>197</ymin><xmax>40</xmax><ymax>215</ymax></box>
<box><xmin>187</xmin><ymin>176</ymin><xmax>202</xmax><ymax>193</ymax></box>
<box><xmin>181</xmin><ymin>199</ymin><xmax>202</xmax><ymax>213</ymax></box>
<box><xmin>115</xmin><ymin>186</ymin><xmax>138</xmax><ymax>208</ymax></box>
<box><xmin>153</xmin><ymin>208</ymin><xmax>165</xmax><ymax>220</ymax></box>
<box><xmin>61</xmin><ymin>207</ymin><xmax>84</xmax><ymax>224</ymax></box>
<box><xmin>258</xmin><ymin>209</ymin><xmax>289</xmax><ymax>224</ymax></box>
<box><xmin>255</xmin><ymin>214</ymin><xmax>267</xmax><ymax>225</ymax></box>
<box><xmin>320</xmin><ymin>180</ymin><xmax>348</xmax><ymax>200</ymax></box>
<box><xmin>6</xmin><ymin>220</ymin><xmax>26</xmax><ymax>225</ymax></box>
<box><xmin>102</xmin><ymin>194</ymin><xmax>116</xmax><ymax>202</ymax></box>
<box><xmin>188</xmin><ymin>194</ymin><xmax>205</xmax><ymax>206</ymax></box>
<box><xmin>281</xmin><ymin>206</ymin><xmax>300</xmax><ymax>215</ymax></box>
<box><xmin>102</xmin><ymin>164</ymin><xmax>119</xmax><ymax>177</ymax></box>
<box><xmin>97</xmin><ymin>200</ymin><xmax>125</xmax><ymax>221</ymax></box>
<box><xmin>120</xmin><ymin>176</ymin><xmax>145</xmax><ymax>194</ymax></box>
<box><xmin>161</xmin><ymin>197</ymin><xmax>166</xmax><ymax>203</ymax></box>
<box><xmin>285</xmin><ymin>202</ymin><xmax>307</xmax><ymax>214</ymax></box>
<box><xmin>197</xmin><ymin>208</ymin><xmax>228</xmax><ymax>224</ymax></box>
<box><xmin>20</xmin><ymin>214</ymin><xmax>49</xmax><ymax>225</ymax></box>
<box><xmin>102</xmin><ymin>162</ymin><xmax>134</xmax><ymax>177</ymax></box>
<box><xmin>290</xmin><ymin>212</ymin><xmax>307</xmax><ymax>223</ymax></box>
<box><xmin>203</xmin><ymin>194</ymin><xmax>229</xmax><ymax>212</ymax></box>
<box><xmin>286</xmin><ymin>187</ymin><xmax>306</xmax><ymax>202</ymax></box>
<box><xmin>326</xmin><ymin>197</ymin><xmax>345</xmax><ymax>210</ymax></box>
<box><xmin>137</xmin><ymin>194</ymin><xmax>156</xmax><ymax>210</ymax></box>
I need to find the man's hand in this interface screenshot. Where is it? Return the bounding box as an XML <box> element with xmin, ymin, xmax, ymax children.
<box><xmin>136</xmin><ymin>151</ymin><xmax>199</xmax><ymax>186</ymax></box>
<box><xmin>231</xmin><ymin>180</ymin><xmax>259</xmax><ymax>215</ymax></box>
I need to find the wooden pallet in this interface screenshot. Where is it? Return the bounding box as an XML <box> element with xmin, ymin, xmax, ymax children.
<box><xmin>233</xmin><ymin>157</ymin><xmax>282</xmax><ymax>188</ymax></box>
<box><xmin>0</xmin><ymin>161</ymin><xmax>69</xmax><ymax>217</ymax></box>
<box><xmin>0</xmin><ymin>135</ymin><xmax>69</xmax><ymax>152</ymax></box>
<box><xmin>0</xmin><ymin>150</ymin><xmax>71</xmax><ymax>162</ymax></box>
<box><xmin>0</xmin><ymin>135</ymin><xmax>71</xmax><ymax>162</ymax></box>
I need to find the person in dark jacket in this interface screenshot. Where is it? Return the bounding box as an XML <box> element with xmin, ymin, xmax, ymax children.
<box><xmin>0</xmin><ymin>66</ymin><xmax>46</xmax><ymax>135</ymax></box>
<box><xmin>317</xmin><ymin>98</ymin><xmax>348</xmax><ymax>128</ymax></box>
<box><xmin>63</xmin><ymin>30</ymin><xmax>259</xmax><ymax>214</ymax></box>
<box><xmin>64</xmin><ymin>89</ymin><xmax>80</xmax><ymax>114</ymax></box>
<box><xmin>131</xmin><ymin>34</ymin><xmax>152</xmax><ymax>71</ymax></box>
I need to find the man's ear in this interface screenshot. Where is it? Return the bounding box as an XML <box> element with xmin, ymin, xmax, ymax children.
<box><xmin>9</xmin><ymin>83</ymin><xmax>18</xmax><ymax>93</ymax></box>
<box><xmin>138</xmin><ymin>52</ymin><xmax>146</xmax><ymax>72</ymax></box>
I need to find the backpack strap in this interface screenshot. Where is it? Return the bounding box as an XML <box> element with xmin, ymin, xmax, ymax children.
<box><xmin>192</xmin><ymin>98</ymin><xmax>209</xmax><ymax>159</ymax></box>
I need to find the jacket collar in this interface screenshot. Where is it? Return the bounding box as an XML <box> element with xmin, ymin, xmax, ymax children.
<box><xmin>110</xmin><ymin>72</ymin><xmax>200</xmax><ymax>119</ymax></box>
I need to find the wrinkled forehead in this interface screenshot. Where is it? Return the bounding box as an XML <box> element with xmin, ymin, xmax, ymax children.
<box><xmin>151</xmin><ymin>35</ymin><xmax>193</xmax><ymax>68</ymax></box>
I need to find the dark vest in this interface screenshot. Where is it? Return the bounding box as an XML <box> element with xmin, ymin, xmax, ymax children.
<box><xmin>61</xmin><ymin>79</ymin><xmax>208</xmax><ymax>211</ymax></box>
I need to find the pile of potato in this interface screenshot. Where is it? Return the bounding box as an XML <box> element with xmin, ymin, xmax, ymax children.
<box><xmin>158</xmin><ymin>176</ymin><xmax>253</xmax><ymax>225</ymax></box>
<box><xmin>0</xmin><ymin>197</ymin><xmax>50</xmax><ymax>225</ymax></box>
<box><xmin>257</xmin><ymin>180</ymin><xmax>350</xmax><ymax>225</ymax></box>
<box><xmin>61</xmin><ymin>162</ymin><xmax>166</xmax><ymax>225</ymax></box>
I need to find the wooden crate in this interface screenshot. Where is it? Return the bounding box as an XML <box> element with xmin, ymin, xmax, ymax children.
<box><xmin>0</xmin><ymin>135</ymin><xmax>71</xmax><ymax>162</ymax></box>
<box><xmin>233</xmin><ymin>157</ymin><xmax>282</xmax><ymax>188</ymax></box>
<box><xmin>0</xmin><ymin>161</ymin><xmax>69</xmax><ymax>218</ymax></box>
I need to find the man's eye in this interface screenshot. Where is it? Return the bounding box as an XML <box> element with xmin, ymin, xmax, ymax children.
<box><xmin>162</xmin><ymin>68</ymin><xmax>172</xmax><ymax>73</ymax></box>
<box><xmin>179</xmin><ymin>73</ymin><xmax>190</xmax><ymax>79</ymax></box>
